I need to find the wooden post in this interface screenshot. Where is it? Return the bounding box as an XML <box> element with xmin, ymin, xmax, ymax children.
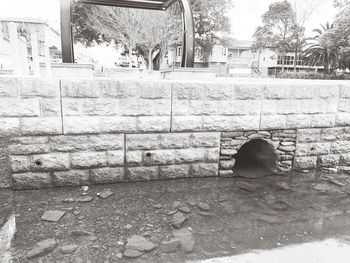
<box><xmin>31</xmin><ymin>34</ymin><xmax>40</xmax><ymax>76</ymax></box>
<box><xmin>60</xmin><ymin>0</ymin><xmax>74</xmax><ymax>63</ymax></box>
<box><xmin>178</xmin><ymin>0</ymin><xmax>194</xmax><ymax>67</ymax></box>
<box><xmin>8</xmin><ymin>22</ymin><xmax>21</xmax><ymax>75</ymax></box>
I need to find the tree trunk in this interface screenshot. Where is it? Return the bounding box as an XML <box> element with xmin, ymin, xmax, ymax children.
<box><xmin>128</xmin><ymin>45</ymin><xmax>133</xmax><ymax>68</ymax></box>
<box><xmin>148</xmin><ymin>48</ymin><xmax>153</xmax><ymax>71</ymax></box>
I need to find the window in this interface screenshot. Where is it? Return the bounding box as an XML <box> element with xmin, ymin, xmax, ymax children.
<box><xmin>176</xmin><ymin>46</ymin><xmax>182</xmax><ymax>57</ymax></box>
<box><xmin>277</xmin><ymin>55</ymin><xmax>294</xmax><ymax>65</ymax></box>
<box><xmin>222</xmin><ymin>47</ymin><xmax>227</xmax><ymax>57</ymax></box>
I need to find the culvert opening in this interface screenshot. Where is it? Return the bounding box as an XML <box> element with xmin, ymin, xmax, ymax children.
<box><xmin>233</xmin><ymin>139</ymin><xmax>278</xmax><ymax>178</ymax></box>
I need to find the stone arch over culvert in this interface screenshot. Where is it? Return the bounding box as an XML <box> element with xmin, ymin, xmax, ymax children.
<box><xmin>233</xmin><ymin>139</ymin><xmax>278</xmax><ymax>178</ymax></box>
<box><xmin>219</xmin><ymin>130</ymin><xmax>298</xmax><ymax>177</ymax></box>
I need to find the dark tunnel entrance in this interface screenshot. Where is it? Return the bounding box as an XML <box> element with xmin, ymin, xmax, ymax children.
<box><xmin>233</xmin><ymin>139</ymin><xmax>278</xmax><ymax>178</ymax></box>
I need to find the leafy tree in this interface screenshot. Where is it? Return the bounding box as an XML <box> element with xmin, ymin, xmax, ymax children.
<box><xmin>253</xmin><ymin>0</ymin><xmax>303</xmax><ymax>71</ymax></box>
<box><xmin>302</xmin><ymin>23</ymin><xmax>338</xmax><ymax>74</ymax></box>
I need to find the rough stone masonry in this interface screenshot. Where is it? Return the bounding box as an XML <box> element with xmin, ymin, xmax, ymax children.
<box><xmin>0</xmin><ymin>77</ymin><xmax>349</xmax><ymax>189</ymax></box>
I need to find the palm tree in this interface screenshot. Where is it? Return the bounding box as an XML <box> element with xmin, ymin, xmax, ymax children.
<box><xmin>302</xmin><ymin>23</ymin><xmax>338</xmax><ymax>75</ymax></box>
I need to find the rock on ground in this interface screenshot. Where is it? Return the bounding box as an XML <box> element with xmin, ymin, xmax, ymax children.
<box><xmin>96</xmin><ymin>189</ymin><xmax>114</xmax><ymax>199</ymax></box>
<box><xmin>124</xmin><ymin>249</ymin><xmax>143</xmax><ymax>258</ymax></box>
<box><xmin>61</xmin><ymin>244</ymin><xmax>78</xmax><ymax>254</ymax></box>
<box><xmin>126</xmin><ymin>235</ymin><xmax>157</xmax><ymax>252</ymax></box>
<box><xmin>172</xmin><ymin>212</ymin><xmax>186</xmax><ymax>229</ymax></box>
<box><xmin>161</xmin><ymin>238</ymin><xmax>180</xmax><ymax>253</ymax></box>
<box><xmin>172</xmin><ymin>228</ymin><xmax>195</xmax><ymax>253</ymax></box>
<box><xmin>26</xmin><ymin>238</ymin><xmax>56</xmax><ymax>259</ymax></box>
<box><xmin>41</xmin><ymin>210</ymin><xmax>66</xmax><ymax>222</ymax></box>
<box><xmin>197</xmin><ymin>202</ymin><xmax>210</xmax><ymax>211</ymax></box>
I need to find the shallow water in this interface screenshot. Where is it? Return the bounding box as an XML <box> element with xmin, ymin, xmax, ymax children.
<box><xmin>1</xmin><ymin>170</ymin><xmax>350</xmax><ymax>262</ymax></box>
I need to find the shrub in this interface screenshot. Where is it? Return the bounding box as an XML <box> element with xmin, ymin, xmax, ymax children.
<box><xmin>277</xmin><ymin>71</ymin><xmax>350</xmax><ymax>80</ymax></box>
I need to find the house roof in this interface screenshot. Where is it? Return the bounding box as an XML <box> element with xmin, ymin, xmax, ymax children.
<box><xmin>78</xmin><ymin>0</ymin><xmax>177</xmax><ymax>10</ymax></box>
<box><xmin>0</xmin><ymin>17</ymin><xmax>47</xmax><ymax>25</ymax></box>
<box><xmin>227</xmin><ymin>39</ymin><xmax>252</xmax><ymax>49</ymax></box>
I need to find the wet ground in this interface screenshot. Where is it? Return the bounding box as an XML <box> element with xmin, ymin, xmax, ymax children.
<box><xmin>1</xmin><ymin>171</ymin><xmax>350</xmax><ymax>262</ymax></box>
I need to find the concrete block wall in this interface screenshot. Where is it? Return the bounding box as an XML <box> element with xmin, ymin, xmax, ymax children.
<box><xmin>0</xmin><ymin>76</ymin><xmax>349</xmax><ymax>189</ymax></box>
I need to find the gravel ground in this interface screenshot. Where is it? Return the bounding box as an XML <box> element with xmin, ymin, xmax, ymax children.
<box><xmin>0</xmin><ymin>137</ymin><xmax>11</xmax><ymax>188</ymax></box>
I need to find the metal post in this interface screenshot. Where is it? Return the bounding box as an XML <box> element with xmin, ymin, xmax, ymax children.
<box><xmin>178</xmin><ymin>0</ymin><xmax>194</xmax><ymax>67</ymax></box>
<box><xmin>60</xmin><ymin>0</ymin><xmax>74</xmax><ymax>63</ymax></box>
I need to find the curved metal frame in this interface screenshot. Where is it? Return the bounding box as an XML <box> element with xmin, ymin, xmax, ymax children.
<box><xmin>60</xmin><ymin>0</ymin><xmax>194</xmax><ymax>67</ymax></box>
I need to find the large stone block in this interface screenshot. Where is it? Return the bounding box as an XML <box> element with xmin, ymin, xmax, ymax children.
<box><xmin>0</xmin><ymin>98</ymin><xmax>40</xmax><ymax>117</ymax></box>
<box><xmin>12</xmin><ymin>172</ymin><xmax>52</xmax><ymax>190</ymax></box>
<box><xmin>71</xmin><ymin>152</ymin><xmax>107</xmax><ymax>168</ymax></box>
<box><xmin>54</xmin><ymin>170</ymin><xmax>90</xmax><ymax>186</ymax></box>
<box><xmin>9</xmin><ymin>136</ymin><xmax>48</xmax><ymax>145</ymax></box>
<box><xmin>260</xmin><ymin>115</ymin><xmax>286</xmax><ymax>130</ymax></box>
<box><xmin>191</xmin><ymin>132</ymin><xmax>220</xmax><ymax>148</ymax></box>
<box><xmin>310</xmin><ymin>114</ymin><xmax>335</xmax><ymax>128</ymax></box>
<box><xmin>8</xmin><ymin>144</ymin><xmax>50</xmax><ymax>155</ymax></box>
<box><xmin>0</xmin><ymin>118</ymin><xmax>20</xmax><ymax>136</ymax></box>
<box><xmin>31</xmin><ymin>153</ymin><xmax>70</xmax><ymax>171</ymax></box>
<box><xmin>205</xmin><ymin>84</ymin><xmax>234</xmax><ymax>100</ymax></box>
<box><xmin>62</xmin><ymin>99</ymin><xmax>82</xmax><ymax>116</ymax></box>
<box><xmin>107</xmin><ymin>151</ymin><xmax>124</xmax><ymax>167</ymax></box>
<box><xmin>21</xmin><ymin>117</ymin><xmax>62</xmax><ymax>135</ymax></box>
<box><xmin>89</xmin><ymin>134</ymin><xmax>124</xmax><ymax>150</ymax></box>
<box><xmin>140</xmin><ymin>81</ymin><xmax>171</xmax><ymax>99</ymax></box>
<box><xmin>335</xmin><ymin>113</ymin><xmax>350</xmax><ymax>126</ymax></box>
<box><xmin>187</xmin><ymin>100</ymin><xmax>219</xmax><ymax>115</ymax></box>
<box><xmin>10</xmin><ymin>155</ymin><xmax>31</xmax><ymax>172</ymax></box>
<box><xmin>127</xmin><ymin>166</ymin><xmax>159</xmax><ymax>181</ymax></box>
<box><xmin>81</xmin><ymin>98</ymin><xmax>119</xmax><ymax>116</ymax></box>
<box><xmin>171</xmin><ymin>116</ymin><xmax>203</xmax><ymax>132</ymax></box>
<box><xmin>160</xmin><ymin>133</ymin><xmax>191</xmax><ymax>149</ymax></box>
<box><xmin>285</xmin><ymin>115</ymin><xmax>311</xmax><ymax>129</ymax></box>
<box><xmin>90</xmin><ymin>167</ymin><xmax>124</xmax><ymax>184</ymax></box>
<box><xmin>159</xmin><ymin>164</ymin><xmax>190</xmax><ymax>179</ymax></box>
<box><xmin>190</xmin><ymin>163</ymin><xmax>218</xmax><ymax>177</ymax></box>
<box><xmin>202</xmin><ymin>116</ymin><xmax>231</xmax><ymax>131</ymax></box>
<box><xmin>126</xmin><ymin>134</ymin><xmax>160</xmax><ymax>150</ymax></box>
<box><xmin>314</xmin><ymin>85</ymin><xmax>339</xmax><ymax>99</ymax></box>
<box><xmin>120</xmin><ymin>99</ymin><xmax>170</xmax><ymax>116</ymax></box>
<box><xmin>297</xmin><ymin>129</ymin><xmax>320</xmax><ymax>143</ymax></box>
<box><xmin>294</xmin><ymin>156</ymin><xmax>317</xmax><ymax>170</ymax></box>
<box><xmin>295</xmin><ymin>142</ymin><xmax>330</xmax><ymax>156</ymax></box>
<box><xmin>137</xmin><ymin>116</ymin><xmax>170</xmax><ymax>132</ymax></box>
<box><xmin>40</xmin><ymin>99</ymin><xmax>61</xmax><ymax>117</ymax></box>
<box><xmin>330</xmin><ymin>141</ymin><xmax>350</xmax><ymax>154</ymax></box>
<box><xmin>340</xmin><ymin>85</ymin><xmax>350</xmax><ymax>99</ymax></box>
<box><xmin>18</xmin><ymin>78</ymin><xmax>59</xmax><ymax>98</ymax></box>
<box><xmin>318</xmin><ymin>155</ymin><xmax>340</xmax><ymax>167</ymax></box>
<box><xmin>263</xmin><ymin>85</ymin><xmax>314</xmax><ymax>99</ymax></box>
<box><xmin>206</xmin><ymin>147</ymin><xmax>220</xmax><ymax>162</ymax></box>
<box><xmin>234</xmin><ymin>84</ymin><xmax>262</xmax><ymax>99</ymax></box>
<box><xmin>143</xmin><ymin>149</ymin><xmax>176</xmax><ymax>166</ymax></box>
<box><xmin>126</xmin><ymin>151</ymin><xmax>143</xmax><ymax>166</ymax></box>
<box><xmin>0</xmin><ymin>77</ymin><xmax>18</xmax><ymax>97</ymax></box>
<box><xmin>340</xmin><ymin>154</ymin><xmax>350</xmax><ymax>165</ymax></box>
<box><xmin>338</xmin><ymin>99</ymin><xmax>350</xmax><ymax>112</ymax></box>
<box><xmin>61</xmin><ymin>79</ymin><xmax>101</xmax><ymax>98</ymax></box>
<box><xmin>173</xmin><ymin>83</ymin><xmax>205</xmax><ymax>100</ymax></box>
<box><xmin>101</xmin><ymin>116</ymin><xmax>138</xmax><ymax>133</ymax></box>
<box><xmin>50</xmin><ymin>135</ymin><xmax>90</xmax><ymax>152</ymax></box>
<box><xmin>64</xmin><ymin>117</ymin><xmax>100</xmax><ymax>134</ymax></box>
<box><xmin>101</xmin><ymin>80</ymin><xmax>137</xmax><ymax>98</ymax></box>
<box><xmin>175</xmin><ymin>148</ymin><xmax>206</xmax><ymax>164</ymax></box>
<box><xmin>218</xmin><ymin>100</ymin><xmax>261</xmax><ymax>116</ymax></box>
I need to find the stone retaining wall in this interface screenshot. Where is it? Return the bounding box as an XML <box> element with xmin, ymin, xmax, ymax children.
<box><xmin>0</xmin><ymin>77</ymin><xmax>349</xmax><ymax>189</ymax></box>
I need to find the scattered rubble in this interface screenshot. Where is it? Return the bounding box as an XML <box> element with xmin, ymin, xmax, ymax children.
<box><xmin>178</xmin><ymin>206</ymin><xmax>191</xmax><ymax>213</ymax></box>
<box><xmin>41</xmin><ymin>210</ymin><xmax>66</xmax><ymax>222</ymax></box>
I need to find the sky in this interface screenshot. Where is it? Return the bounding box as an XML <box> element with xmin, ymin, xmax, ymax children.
<box><xmin>0</xmin><ymin>0</ymin><xmax>338</xmax><ymax>40</ymax></box>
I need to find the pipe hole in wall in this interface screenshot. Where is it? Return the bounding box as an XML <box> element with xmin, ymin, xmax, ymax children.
<box><xmin>35</xmin><ymin>160</ymin><xmax>42</xmax><ymax>166</ymax></box>
<box><xmin>233</xmin><ymin>139</ymin><xmax>277</xmax><ymax>178</ymax></box>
